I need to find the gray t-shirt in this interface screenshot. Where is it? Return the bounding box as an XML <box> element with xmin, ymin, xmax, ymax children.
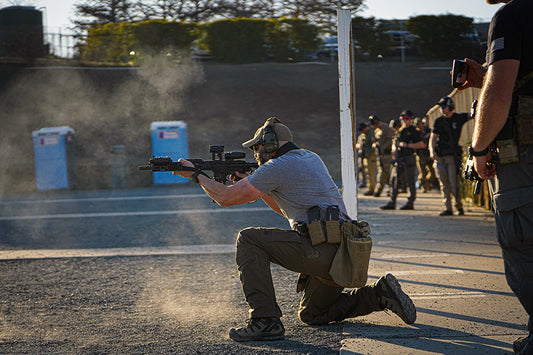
<box><xmin>248</xmin><ymin>149</ymin><xmax>349</xmax><ymax>228</ymax></box>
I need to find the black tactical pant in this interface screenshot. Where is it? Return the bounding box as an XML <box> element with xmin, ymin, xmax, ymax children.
<box><xmin>390</xmin><ymin>154</ymin><xmax>417</xmax><ymax>205</ymax></box>
<box><xmin>494</xmin><ymin>202</ymin><xmax>533</xmax><ymax>334</ymax></box>
<box><xmin>235</xmin><ymin>227</ymin><xmax>382</xmax><ymax>324</ymax></box>
<box><xmin>491</xmin><ymin>146</ymin><xmax>533</xmax><ymax>335</ymax></box>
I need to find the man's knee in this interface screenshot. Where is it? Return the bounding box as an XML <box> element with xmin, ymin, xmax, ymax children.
<box><xmin>236</xmin><ymin>227</ymin><xmax>264</xmax><ymax>247</ymax></box>
<box><xmin>298</xmin><ymin>308</ymin><xmax>327</xmax><ymax>325</ymax></box>
<box><xmin>236</xmin><ymin>227</ymin><xmax>263</xmax><ymax>265</ymax></box>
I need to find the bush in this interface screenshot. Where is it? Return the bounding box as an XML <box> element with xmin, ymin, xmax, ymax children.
<box><xmin>81</xmin><ymin>18</ymin><xmax>320</xmax><ymax>64</ymax></box>
<box><xmin>205</xmin><ymin>19</ymin><xmax>268</xmax><ymax>63</ymax></box>
<box><xmin>82</xmin><ymin>22</ymin><xmax>134</xmax><ymax>63</ymax></box>
<box><xmin>81</xmin><ymin>20</ymin><xmax>197</xmax><ymax>64</ymax></box>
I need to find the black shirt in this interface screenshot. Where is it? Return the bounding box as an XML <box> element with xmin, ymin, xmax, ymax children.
<box><xmin>395</xmin><ymin>125</ymin><xmax>422</xmax><ymax>157</ymax></box>
<box><xmin>432</xmin><ymin>113</ymin><xmax>470</xmax><ymax>156</ymax></box>
<box><xmin>486</xmin><ymin>0</ymin><xmax>533</xmax><ymax>97</ymax></box>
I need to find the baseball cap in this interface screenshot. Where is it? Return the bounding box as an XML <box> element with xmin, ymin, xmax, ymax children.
<box><xmin>399</xmin><ymin>110</ymin><xmax>414</xmax><ymax>119</ymax></box>
<box><xmin>242</xmin><ymin>117</ymin><xmax>293</xmax><ymax>149</ymax></box>
<box><xmin>369</xmin><ymin>115</ymin><xmax>380</xmax><ymax>125</ymax></box>
<box><xmin>438</xmin><ymin>96</ymin><xmax>454</xmax><ymax>108</ymax></box>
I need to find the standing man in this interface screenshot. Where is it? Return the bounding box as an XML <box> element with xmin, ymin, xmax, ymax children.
<box><xmin>175</xmin><ymin>117</ymin><xmax>416</xmax><ymax>342</ymax></box>
<box><xmin>356</xmin><ymin>122</ymin><xmax>377</xmax><ymax>196</ymax></box>
<box><xmin>460</xmin><ymin>0</ymin><xmax>533</xmax><ymax>353</ymax></box>
<box><xmin>370</xmin><ymin>115</ymin><xmax>394</xmax><ymax>197</ymax></box>
<box><xmin>415</xmin><ymin>116</ymin><xmax>437</xmax><ymax>193</ymax></box>
<box><xmin>381</xmin><ymin>110</ymin><xmax>426</xmax><ymax>210</ymax></box>
<box><xmin>429</xmin><ymin>96</ymin><xmax>472</xmax><ymax>216</ymax></box>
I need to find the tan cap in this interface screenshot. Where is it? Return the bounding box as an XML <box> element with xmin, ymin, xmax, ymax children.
<box><xmin>242</xmin><ymin>117</ymin><xmax>293</xmax><ymax>148</ymax></box>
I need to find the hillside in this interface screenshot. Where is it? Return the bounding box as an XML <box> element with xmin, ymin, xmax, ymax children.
<box><xmin>0</xmin><ymin>60</ymin><xmax>452</xmax><ymax>193</ymax></box>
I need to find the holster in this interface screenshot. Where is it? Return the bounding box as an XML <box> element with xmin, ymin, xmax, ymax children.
<box><xmin>515</xmin><ymin>95</ymin><xmax>533</xmax><ymax>146</ymax></box>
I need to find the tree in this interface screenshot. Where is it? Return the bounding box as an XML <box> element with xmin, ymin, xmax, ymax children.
<box><xmin>351</xmin><ymin>16</ymin><xmax>391</xmax><ymax>58</ymax></box>
<box><xmin>407</xmin><ymin>14</ymin><xmax>479</xmax><ymax>60</ymax></box>
<box><xmin>279</xmin><ymin>0</ymin><xmax>363</xmax><ymax>34</ymax></box>
<box><xmin>73</xmin><ymin>0</ymin><xmax>135</xmax><ymax>31</ymax></box>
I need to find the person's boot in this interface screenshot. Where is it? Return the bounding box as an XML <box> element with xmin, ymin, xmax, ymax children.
<box><xmin>400</xmin><ymin>202</ymin><xmax>414</xmax><ymax>210</ymax></box>
<box><xmin>380</xmin><ymin>200</ymin><xmax>396</xmax><ymax>210</ymax></box>
<box><xmin>373</xmin><ymin>186</ymin><xmax>383</xmax><ymax>197</ymax></box>
<box><xmin>375</xmin><ymin>274</ymin><xmax>417</xmax><ymax>324</ymax></box>
<box><xmin>514</xmin><ymin>333</ymin><xmax>533</xmax><ymax>354</ymax></box>
<box><xmin>363</xmin><ymin>189</ymin><xmax>374</xmax><ymax>196</ymax></box>
<box><xmin>229</xmin><ymin>317</ymin><xmax>285</xmax><ymax>342</ymax></box>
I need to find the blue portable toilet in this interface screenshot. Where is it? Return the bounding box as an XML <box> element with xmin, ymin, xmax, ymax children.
<box><xmin>32</xmin><ymin>126</ymin><xmax>75</xmax><ymax>190</ymax></box>
<box><xmin>150</xmin><ymin>121</ymin><xmax>189</xmax><ymax>184</ymax></box>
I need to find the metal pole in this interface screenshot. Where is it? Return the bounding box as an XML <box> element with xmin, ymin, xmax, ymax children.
<box><xmin>337</xmin><ymin>8</ymin><xmax>358</xmax><ymax>220</ymax></box>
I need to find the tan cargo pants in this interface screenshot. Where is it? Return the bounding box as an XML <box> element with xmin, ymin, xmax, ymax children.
<box><xmin>235</xmin><ymin>227</ymin><xmax>382</xmax><ymax>324</ymax></box>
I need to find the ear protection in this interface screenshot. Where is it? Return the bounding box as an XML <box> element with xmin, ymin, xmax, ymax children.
<box><xmin>447</xmin><ymin>98</ymin><xmax>455</xmax><ymax>110</ymax></box>
<box><xmin>262</xmin><ymin>118</ymin><xmax>279</xmax><ymax>153</ymax></box>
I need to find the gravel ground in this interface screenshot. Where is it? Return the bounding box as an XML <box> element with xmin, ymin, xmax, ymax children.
<box><xmin>0</xmin><ymin>254</ymin><xmax>345</xmax><ymax>354</ymax></box>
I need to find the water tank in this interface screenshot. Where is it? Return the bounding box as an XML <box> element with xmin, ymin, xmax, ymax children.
<box><xmin>0</xmin><ymin>6</ymin><xmax>45</xmax><ymax>58</ymax></box>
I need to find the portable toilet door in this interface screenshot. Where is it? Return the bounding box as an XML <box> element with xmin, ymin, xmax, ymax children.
<box><xmin>32</xmin><ymin>126</ymin><xmax>75</xmax><ymax>190</ymax></box>
<box><xmin>150</xmin><ymin>121</ymin><xmax>189</xmax><ymax>184</ymax></box>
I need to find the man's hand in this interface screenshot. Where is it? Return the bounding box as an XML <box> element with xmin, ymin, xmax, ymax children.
<box><xmin>172</xmin><ymin>158</ymin><xmax>195</xmax><ymax>178</ymax></box>
<box><xmin>230</xmin><ymin>171</ymin><xmax>249</xmax><ymax>184</ymax></box>
<box><xmin>457</xmin><ymin>58</ymin><xmax>487</xmax><ymax>91</ymax></box>
<box><xmin>473</xmin><ymin>152</ymin><xmax>497</xmax><ymax>180</ymax></box>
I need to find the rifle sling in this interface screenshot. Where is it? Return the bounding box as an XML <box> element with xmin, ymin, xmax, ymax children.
<box><xmin>272</xmin><ymin>142</ymin><xmax>299</xmax><ymax>159</ymax></box>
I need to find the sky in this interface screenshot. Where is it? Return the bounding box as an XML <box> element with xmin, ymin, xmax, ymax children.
<box><xmin>1</xmin><ymin>0</ymin><xmax>503</xmax><ymax>34</ymax></box>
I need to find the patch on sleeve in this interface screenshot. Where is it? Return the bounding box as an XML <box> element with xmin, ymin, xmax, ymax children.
<box><xmin>491</xmin><ymin>37</ymin><xmax>505</xmax><ymax>52</ymax></box>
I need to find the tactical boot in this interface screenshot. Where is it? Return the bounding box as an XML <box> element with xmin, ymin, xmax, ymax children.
<box><xmin>514</xmin><ymin>334</ymin><xmax>533</xmax><ymax>354</ymax></box>
<box><xmin>229</xmin><ymin>317</ymin><xmax>285</xmax><ymax>342</ymax></box>
<box><xmin>375</xmin><ymin>274</ymin><xmax>416</xmax><ymax>324</ymax></box>
<box><xmin>380</xmin><ymin>201</ymin><xmax>396</xmax><ymax>210</ymax></box>
<box><xmin>399</xmin><ymin>202</ymin><xmax>414</xmax><ymax>210</ymax></box>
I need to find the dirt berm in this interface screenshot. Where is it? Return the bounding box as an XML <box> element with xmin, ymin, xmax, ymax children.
<box><xmin>0</xmin><ymin>60</ymin><xmax>451</xmax><ymax>193</ymax></box>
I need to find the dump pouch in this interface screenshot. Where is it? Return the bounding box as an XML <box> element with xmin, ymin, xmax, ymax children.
<box><xmin>329</xmin><ymin>220</ymin><xmax>372</xmax><ymax>288</ymax></box>
<box><xmin>325</xmin><ymin>205</ymin><xmax>341</xmax><ymax>244</ymax></box>
<box><xmin>307</xmin><ymin>206</ymin><xmax>326</xmax><ymax>246</ymax></box>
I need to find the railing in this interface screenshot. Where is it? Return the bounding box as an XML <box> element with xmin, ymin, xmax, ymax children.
<box><xmin>44</xmin><ymin>31</ymin><xmax>82</xmax><ymax>59</ymax></box>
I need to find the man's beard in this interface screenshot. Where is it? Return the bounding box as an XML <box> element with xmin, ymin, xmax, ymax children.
<box><xmin>257</xmin><ymin>147</ymin><xmax>271</xmax><ymax>165</ymax></box>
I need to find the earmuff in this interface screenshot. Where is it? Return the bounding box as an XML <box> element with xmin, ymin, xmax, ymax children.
<box><xmin>261</xmin><ymin>117</ymin><xmax>280</xmax><ymax>153</ymax></box>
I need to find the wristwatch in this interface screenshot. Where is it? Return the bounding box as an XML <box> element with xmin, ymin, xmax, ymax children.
<box><xmin>191</xmin><ymin>170</ymin><xmax>209</xmax><ymax>183</ymax></box>
<box><xmin>468</xmin><ymin>145</ymin><xmax>489</xmax><ymax>156</ymax></box>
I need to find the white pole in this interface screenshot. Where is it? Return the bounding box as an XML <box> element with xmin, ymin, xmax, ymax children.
<box><xmin>337</xmin><ymin>9</ymin><xmax>358</xmax><ymax>220</ymax></box>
